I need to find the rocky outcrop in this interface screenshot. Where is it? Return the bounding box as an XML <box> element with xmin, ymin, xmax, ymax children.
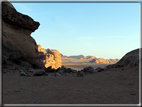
<box><xmin>103</xmin><ymin>48</ymin><xmax>140</xmax><ymax>70</ymax></box>
<box><xmin>90</xmin><ymin>58</ymin><xmax>110</xmax><ymax>64</ymax></box>
<box><xmin>114</xmin><ymin>48</ymin><xmax>140</xmax><ymax>67</ymax></box>
<box><xmin>37</xmin><ymin>44</ymin><xmax>62</xmax><ymax>69</ymax></box>
<box><xmin>89</xmin><ymin>58</ymin><xmax>119</xmax><ymax>64</ymax></box>
<box><xmin>2</xmin><ymin>2</ymin><xmax>40</xmax><ymax>32</ymax></box>
<box><xmin>2</xmin><ymin>1</ymin><xmax>44</xmax><ymax>68</ymax></box>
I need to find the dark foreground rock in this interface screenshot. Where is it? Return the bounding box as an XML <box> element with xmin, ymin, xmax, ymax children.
<box><xmin>2</xmin><ymin>1</ymin><xmax>44</xmax><ymax>69</ymax></box>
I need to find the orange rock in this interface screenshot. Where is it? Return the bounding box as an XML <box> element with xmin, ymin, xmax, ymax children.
<box><xmin>37</xmin><ymin>45</ymin><xmax>62</xmax><ymax>69</ymax></box>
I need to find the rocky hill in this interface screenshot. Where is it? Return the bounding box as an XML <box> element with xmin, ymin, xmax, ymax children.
<box><xmin>37</xmin><ymin>45</ymin><xmax>62</xmax><ymax>69</ymax></box>
<box><xmin>114</xmin><ymin>48</ymin><xmax>140</xmax><ymax>67</ymax></box>
<box><xmin>103</xmin><ymin>48</ymin><xmax>140</xmax><ymax>69</ymax></box>
<box><xmin>86</xmin><ymin>56</ymin><xmax>97</xmax><ymax>60</ymax></box>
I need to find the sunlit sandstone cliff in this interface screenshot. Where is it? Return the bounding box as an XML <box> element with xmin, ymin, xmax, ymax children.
<box><xmin>37</xmin><ymin>44</ymin><xmax>62</xmax><ymax>69</ymax></box>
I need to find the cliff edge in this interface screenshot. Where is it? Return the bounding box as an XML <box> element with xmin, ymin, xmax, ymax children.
<box><xmin>2</xmin><ymin>1</ymin><xmax>44</xmax><ymax>68</ymax></box>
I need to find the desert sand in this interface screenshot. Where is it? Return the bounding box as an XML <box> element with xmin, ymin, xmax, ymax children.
<box><xmin>61</xmin><ymin>57</ymin><xmax>111</xmax><ymax>70</ymax></box>
<box><xmin>2</xmin><ymin>58</ymin><xmax>139</xmax><ymax>104</ymax></box>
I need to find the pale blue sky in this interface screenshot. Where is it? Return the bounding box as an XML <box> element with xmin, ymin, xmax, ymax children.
<box><xmin>10</xmin><ymin>1</ymin><xmax>140</xmax><ymax>59</ymax></box>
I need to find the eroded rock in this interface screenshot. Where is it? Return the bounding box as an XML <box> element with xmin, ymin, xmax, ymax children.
<box><xmin>2</xmin><ymin>1</ymin><xmax>44</xmax><ymax>69</ymax></box>
<box><xmin>37</xmin><ymin>45</ymin><xmax>62</xmax><ymax>69</ymax></box>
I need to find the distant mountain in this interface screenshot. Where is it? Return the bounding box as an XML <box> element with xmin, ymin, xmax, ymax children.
<box><xmin>109</xmin><ymin>59</ymin><xmax>119</xmax><ymax>62</ymax></box>
<box><xmin>90</xmin><ymin>58</ymin><xmax>111</xmax><ymax>64</ymax></box>
<box><xmin>61</xmin><ymin>54</ymin><xmax>119</xmax><ymax>64</ymax></box>
<box><xmin>67</xmin><ymin>55</ymin><xmax>86</xmax><ymax>59</ymax></box>
<box><xmin>86</xmin><ymin>56</ymin><xmax>97</xmax><ymax>60</ymax></box>
<box><xmin>61</xmin><ymin>54</ymin><xmax>67</xmax><ymax>58</ymax></box>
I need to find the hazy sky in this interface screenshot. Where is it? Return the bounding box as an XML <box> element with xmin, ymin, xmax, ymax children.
<box><xmin>10</xmin><ymin>1</ymin><xmax>140</xmax><ymax>59</ymax></box>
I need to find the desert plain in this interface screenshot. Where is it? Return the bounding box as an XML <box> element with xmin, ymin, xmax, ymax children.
<box><xmin>2</xmin><ymin>57</ymin><xmax>139</xmax><ymax>104</ymax></box>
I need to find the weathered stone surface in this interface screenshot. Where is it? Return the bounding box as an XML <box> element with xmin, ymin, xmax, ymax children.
<box><xmin>103</xmin><ymin>48</ymin><xmax>140</xmax><ymax>69</ymax></box>
<box><xmin>2</xmin><ymin>2</ymin><xmax>40</xmax><ymax>32</ymax></box>
<box><xmin>37</xmin><ymin>44</ymin><xmax>62</xmax><ymax>69</ymax></box>
<box><xmin>2</xmin><ymin>1</ymin><xmax>44</xmax><ymax>69</ymax></box>
<box><xmin>115</xmin><ymin>48</ymin><xmax>140</xmax><ymax>67</ymax></box>
<box><xmin>37</xmin><ymin>44</ymin><xmax>46</xmax><ymax>54</ymax></box>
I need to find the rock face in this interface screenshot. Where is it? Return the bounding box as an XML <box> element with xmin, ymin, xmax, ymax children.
<box><xmin>37</xmin><ymin>44</ymin><xmax>62</xmax><ymax>69</ymax></box>
<box><xmin>103</xmin><ymin>48</ymin><xmax>140</xmax><ymax>70</ymax></box>
<box><xmin>115</xmin><ymin>48</ymin><xmax>140</xmax><ymax>67</ymax></box>
<box><xmin>2</xmin><ymin>2</ymin><xmax>40</xmax><ymax>32</ymax></box>
<box><xmin>2</xmin><ymin>1</ymin><xmax>44</xmax><ymax>68</ymax></box>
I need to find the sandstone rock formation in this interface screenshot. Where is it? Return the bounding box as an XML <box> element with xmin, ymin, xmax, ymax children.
<box><xmin>103</xmin><ymin>48</ymin><xmax>140</xmax><ymax>70</ymax></box>
<box><xmin>37</xmin><ymin>44</ymin><xmax>62</xmax><ymax>69</ymax></box>
<box><xmin>114</xmin><ymin>48</ymin><xmax>140</xmax><ymax>67</ymax></box>
<box><xmin>2</xmin><ymin>1</ymin><xmax>44</xmax><ymax>68</ymax></box>
<box><xmin>89</xmin><ymin>58</ymin><xmax>110</xmax><ymax>64</ymax></box>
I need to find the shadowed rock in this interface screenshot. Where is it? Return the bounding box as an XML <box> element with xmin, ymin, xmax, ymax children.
<box><xmin>2</xmin><ymin>2</ymin><xmax>40</xmax><ymax>32</ymax></box>
<box><xmin>2</xmin><ymin>1</ymin><xmax>44</xmax><ymax>69</ymax></box>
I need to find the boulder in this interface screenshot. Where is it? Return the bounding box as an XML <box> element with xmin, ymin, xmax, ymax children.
<box><xmin>54</xmin><ymin>72</ymin><xmax>62</xmax><ymax>77</ymax></box>
<box><xmin>83</xmin><ymin>66</ymin><xmax>94</xmax><ymax>73</ymax></box>
<box><xmin>103</xmin><ymin>65</ymin><xmax>112</xmax><ymax>70</ymax></box>
<box><xmin>71</xmin><ymin>69</ymin><xmax>77</xmax><ymax>73</ymax></box>
<box><xmin>95</xmin><ymin>67</ymin><xmax>104</xmax><ymax>72</ymax></box>
<box><xmin>58</xmin><ymin>69</ymin><xmax>66</xmax><ymax>74</ymax></box>
<box><xmin>77</xmin><ymin>71</ymin><xmax>84</xmax><ymax>77</ymax></box>
<box><xmin>33</xmin><ymin>69</ymin><xmax>46</xmax><ymax>76</ymax></box>
<box><xmin>20</xmin><ymin>69</ymin><xmax>27</xmax><ymax>76</ymax></box>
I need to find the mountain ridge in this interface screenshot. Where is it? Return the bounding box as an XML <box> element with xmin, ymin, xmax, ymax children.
<box><xmin>61</xmin><ymin>54</ymin><xmax>119</xmax><ymax>64</ymax></box>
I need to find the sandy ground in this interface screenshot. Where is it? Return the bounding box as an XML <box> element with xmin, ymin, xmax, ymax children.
<box><xmin>61</xmin><ymin>58</ymin><xmax>111</xmax><ymax>70</ymax></box>
<box><xmin>2</xmin><ymin>58</ymin><xmax>139</xmax><ymax>104</ymax></box>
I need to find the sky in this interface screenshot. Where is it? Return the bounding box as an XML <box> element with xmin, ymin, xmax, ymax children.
<box><xmin>9</xmin><ymin>1</ymin><xmax>140</xmax><ymax>59</ymax></box>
